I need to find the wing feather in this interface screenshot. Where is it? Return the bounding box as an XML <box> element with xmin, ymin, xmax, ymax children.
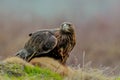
<box><xmin>25</xmin><ymin>31</ymin><xmax>57</xmax><ymax>56</ymax></box>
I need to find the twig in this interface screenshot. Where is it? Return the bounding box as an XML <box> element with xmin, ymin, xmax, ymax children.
<box><xmin>81</xmin><ymin>50</ymin><xmax>86</xmax><ymax>80</ymax></box>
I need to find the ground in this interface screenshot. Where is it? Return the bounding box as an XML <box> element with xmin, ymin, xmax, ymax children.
<box><xmin>0</xmin><ymin>57</ymin><xmax>118</xmax><ymax>80</ymax></box>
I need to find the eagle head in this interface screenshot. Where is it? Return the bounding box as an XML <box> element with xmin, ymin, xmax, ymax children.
<box><xmin>60</xmin><ymin>22</ymin><xmax>74</xmax><ymax>34</ymax></box>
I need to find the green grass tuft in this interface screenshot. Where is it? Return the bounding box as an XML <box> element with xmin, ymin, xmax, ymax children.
<box><xmin>115</xmin><ymin>77</ymin><xmax>120</xmax><ymax>80</ymax></box>
<box><xmin>24</xmin><ymin>66</ymin><xmax>62</xmax><ymax>80</ymax></box>
<box><xmin>0</xmin><ymin>62</ymin><xmax>63</xmax><ymax>80</ymax></box>
<box><xmin>0</xmin><ymin>60</ymin><xmax>118</xmax><ymax>80</ymax></box>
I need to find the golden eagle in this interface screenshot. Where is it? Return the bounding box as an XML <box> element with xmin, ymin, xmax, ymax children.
<box><xmin>16</xmin><ymin>22</ymin><xmax>76</xmax><ymax>64</ymax></box>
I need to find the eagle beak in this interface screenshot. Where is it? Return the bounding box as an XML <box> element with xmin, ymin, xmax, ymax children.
<box><xmin>62</xmin><ymin>24</ymin><xmax>70</xmax><ymax>31</ymax></box>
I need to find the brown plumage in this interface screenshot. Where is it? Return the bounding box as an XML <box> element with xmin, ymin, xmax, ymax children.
<box><xmin>16</xmin><ymin>22</ymin><xmax>76</xmax><ymax>64</ymax></box>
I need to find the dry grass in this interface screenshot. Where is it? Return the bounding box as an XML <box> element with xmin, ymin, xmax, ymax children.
<box><xmin>65</xmin><ymin>51</ymin><xmax>115</xmax><ymax>80</ymax></box>
<box><xmin>24</xmin><ymin>57</ymin><xmax>116</xmax><ymax>80</ymax></box>
<box><xmin>30</xmin><ymin>57</ymin><xmax>68</xmax><ymax>76</ymax></box>
<box><xmin>0</xmin><ymin>57</ymin><xmax>118</xmax><ymax>80</ymax></box>
<box><xmin>65</xmin><ymin>67</ymin><xmax>114</xmax><ymax>80</ymax></box>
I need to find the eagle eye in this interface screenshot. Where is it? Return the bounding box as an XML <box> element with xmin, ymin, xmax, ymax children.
<box><xmin>67</xmin><ymin>24</ymin><xmax>71</xmax><ymax>27</ymax></box>
<box><xmin>29</xmin><ymin>33</ymin><xmax>32</xmax><ymax>36</ymax></box>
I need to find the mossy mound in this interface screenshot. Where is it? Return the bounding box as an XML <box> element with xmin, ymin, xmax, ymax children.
<box><xmin>0</xmin><ymin>57</ymin><xmax>118</xmax><ymax>80</ymax></box>
<box><xmin>0</xmin><ymin>62</ymin><xmax>63</xmax><ymax>80</ymax></box>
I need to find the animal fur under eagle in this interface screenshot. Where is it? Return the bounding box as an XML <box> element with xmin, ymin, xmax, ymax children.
<box><xmin>16</xmin><ymin>22</ymin><xmax>76</xmax><ymax>64</ymax></box>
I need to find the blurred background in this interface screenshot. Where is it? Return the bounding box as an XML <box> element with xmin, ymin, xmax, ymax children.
<box><xmin>0</xmin><ymin>0</ymin><xmax>120</xmax><ymax>68</ymax></box>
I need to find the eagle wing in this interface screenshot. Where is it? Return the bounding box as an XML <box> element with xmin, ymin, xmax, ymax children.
<box><xmin>27</xmin><ymin>31</ymin><xmax>57</xmax><ymax>55</ymax></box>
<box><xmin>16</xmin><ymin>30</ymin><xmax>57</xmax><ymax>61</ymax></box>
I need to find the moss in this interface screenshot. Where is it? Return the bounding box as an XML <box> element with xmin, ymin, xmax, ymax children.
<box><xmin>0</xmin><ymin>57</ymin><xmax>118</xmax><ymax>80</ymax></box>
<box><xmin>0</xmin><ymin>62</ymin><xmax>63</xmax><ymax>80</ymax></box>
<box><xmin>116</xmin><ymin>77</ymin><xmax>120</xmax><ymax>80</ymax></box>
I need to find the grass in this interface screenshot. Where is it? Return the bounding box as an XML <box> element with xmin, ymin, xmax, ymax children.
<box><xmin>0</xmin><ymin>62</ymin><xmax>63</xmax><ymax>80</ymax></box>
<box><xmin>65</xmin><ymin>67</ymin><xmax>115</xmax><ymax>80</ymax></box>
<box><xmin>0</xmin><ymin>57</ymin><xmax>119</xmax><ymax>80</ymax></box>
<box><xmin>116</xmin><ymin>77</ymin><xmax>120</xmax><ymax>80</ymax></box>
<box><xmin>24</xmin><ymin>66</ymin><xmax>62</xmax><ymax>80</ymax></box>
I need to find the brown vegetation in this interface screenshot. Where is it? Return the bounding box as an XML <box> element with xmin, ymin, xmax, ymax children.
<box><xmin>0</xmin><ymin>0</ymin><xmax>120</xmax><ymax>71</ymax></box>
<box><xmin>1</xmin><ymin>57</ymin><xmax>114</xmax><ymax>80</ymax></box>
<box><xmin>3</xmin><ymin>57</ymin><xmax>33</xmax><ymax>67</ymax></box>
<box><xmin>1</xmin><ymin>16</ymin><xmax>120</xmax><ymax>68</ymax></box>
<box><xmin>30</xmin><ymin>57</ymin><xmax>69</xmax><ymax>76</ymax></box>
